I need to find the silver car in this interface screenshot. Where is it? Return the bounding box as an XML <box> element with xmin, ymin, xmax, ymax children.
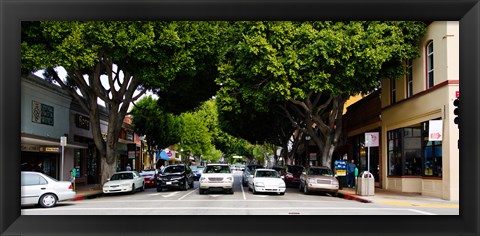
<box><xmin>299</xmin><ymin>166</ymin><xmax>339</xmax><ymax>196</ymax></box>
<box><xmin>21</xmin><ymin>171</ymin><xmax>76</xmax><ymax>208</ymax></box>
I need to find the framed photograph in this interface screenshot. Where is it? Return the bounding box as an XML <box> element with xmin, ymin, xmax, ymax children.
<box><xmin>1</xmin><ymin>0</ymin><xmax>479</xmax><ymax>235</ymax></box>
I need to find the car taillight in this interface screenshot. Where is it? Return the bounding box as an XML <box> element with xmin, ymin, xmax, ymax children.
<box><xmin>69</xmin><ymin>184</ymin><xmax>73</xmax><ymax>189</ymax></box>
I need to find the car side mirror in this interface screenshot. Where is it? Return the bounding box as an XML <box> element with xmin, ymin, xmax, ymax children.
<box><xmin>280</xmin><ymin>176</ymin><xmax>285</xmax><ymax>179</ymax></box>
<box><xmin>107</xmin><ymin>178</ymin><xmax>110</xmax><ymax>182</ymax></box>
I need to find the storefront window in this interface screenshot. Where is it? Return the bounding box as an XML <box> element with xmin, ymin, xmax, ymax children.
<box><xmin>423</xmin><ymin>121</ymin><xmax>443</xmax><ymax>177</ymax></box>
<box><xmin>388</xmin><ymin>122</ymin><xmax>442</xmax><ymax>177</ymax></box>
<box><xmin>388</xmin><ymin>130</ymin><xmax>402</xmax><ymax>176</ymax></box>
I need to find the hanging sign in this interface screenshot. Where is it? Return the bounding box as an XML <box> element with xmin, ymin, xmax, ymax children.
<box><xmin>428</xmin><ymin>120</ymin><xmax>443</xmax><ymax>141</ymax></box>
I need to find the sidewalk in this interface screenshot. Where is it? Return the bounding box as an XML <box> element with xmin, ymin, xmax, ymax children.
<box><xmin>338</xmin><ymin>187</ymin><xmax>459</xmax><ymax>208</ymax></box>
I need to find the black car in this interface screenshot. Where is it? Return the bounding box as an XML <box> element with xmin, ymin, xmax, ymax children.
<box><xmin>242</xmin><ymin>164</ymin><xmax>264</xmax><ymax>186</ymax></box>
<box><xmin>156</xmin><ymin>164</ymin><xmax>194</xmax><ymax>192</ymax></box>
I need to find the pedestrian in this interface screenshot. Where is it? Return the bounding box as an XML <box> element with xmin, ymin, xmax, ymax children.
<box><xmin>347</xmin><ymin>159</ymin><xmax>356</xmax><ymax>188</ymax></box>
<box><xmin>126</xmin><ymin>163</ymin><xmax>132</xmax><ymax>171</ymax></box>
<box><xmin>34</xmin><ymin>162</ymin><xmax>45</xmax><ymax>174</ymax></box>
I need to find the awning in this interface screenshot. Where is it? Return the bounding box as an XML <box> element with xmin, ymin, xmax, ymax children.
<box><xmin>21</xmin><ymin>135</ymin><xmax>88</xmax><ymax>149</ymax></box>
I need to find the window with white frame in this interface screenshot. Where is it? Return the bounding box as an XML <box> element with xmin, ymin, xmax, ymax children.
<box><xmin>426</xmin><ymin>41</ymin><xmax>434</xmax><ymax>89</ymax></box>
<box><xmin>406</xmin><ymin>59</ymin><xmax>413</xmax><ymax>97</ymax></box>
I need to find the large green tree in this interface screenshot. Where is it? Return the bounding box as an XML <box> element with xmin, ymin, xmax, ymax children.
<box><xmin>21</xmin><ymin>21</ymin><xmax>226</xmax><ymax>183</ymax></box>
<box><xmin>216</xmin><ymin>21</ymin><xmax>426</xmax><ymax>167</ymax></box>
<box><xmin>130</xmin><ymin>95</ymin><xmax>181</xmax><ymax>164</ymax></box>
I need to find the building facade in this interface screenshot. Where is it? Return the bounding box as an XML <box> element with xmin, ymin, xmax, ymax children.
<box><xmin>380</xmin><ymin>21</ymin><xmax>459</xmax><ymax>200</ymax></box>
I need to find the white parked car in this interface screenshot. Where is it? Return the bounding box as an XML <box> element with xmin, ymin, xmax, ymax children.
<box><xmin>199</xmin><ymin>164</ymin><xmax>234</xmax><ymax>194</ymax></box>
<box><xmin>103</xmin><ymin>171</ymin><xmax>145</xmax><ymax>194</ymax></box>
<box><xmin>21</xmin><ymin>171</ymin><xmax>76</xmax><ymax>208</ymax></box>
<box><xmin>248</xmin><ymin>169</ymin><xmax>286</xmax><ymax>195</ymax></box>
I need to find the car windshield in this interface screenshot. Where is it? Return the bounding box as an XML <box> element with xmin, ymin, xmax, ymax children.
<box><xmin>162</xmin><ymin>166</ymin><xmax>185</xmax><ymax>174</ymax></box>
<box><xmin>255</xmin><ymin>170</ymin><xmax>279</xmax><ymax>178</ymax></box>
<box><xmin>204</xmin><ymin>165</ymin><xmax>231</xmax><ymax>173</ymax></box>
<box><xmin>308</xmin><ymin>168</ymin><xmax>333</xmax><ymax>176</ymax></box>
<box><xmin>246</xmin><ymin>165</ymin><xmax>263</xmax><ymax>172</ymax></box>
<box><xmin>110</xmin><ymin>173</ymin><xmax>133</xmax><ymax>180</ymax></box>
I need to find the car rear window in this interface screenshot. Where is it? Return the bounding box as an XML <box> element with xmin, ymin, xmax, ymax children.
<box><xmin>111</xmin><ymin>173</ymin><xmax>133</xmax><ymax>180</ymax></box>
<box><xmin>163</xmin><ymin>166</ymin><xmax>185</xmax><ymax>173</ymax></box>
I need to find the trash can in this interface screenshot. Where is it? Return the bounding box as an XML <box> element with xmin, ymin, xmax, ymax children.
<box><xmin>356</xmin><ymin>171</ymin><xmax>375</xmax><ymax>196</ymax></box>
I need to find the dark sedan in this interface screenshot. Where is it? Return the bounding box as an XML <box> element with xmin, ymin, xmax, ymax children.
<box><xmin>156</xmin><ymin>164</ymin><xmax>194</xmax><ymax>192</ymax></box>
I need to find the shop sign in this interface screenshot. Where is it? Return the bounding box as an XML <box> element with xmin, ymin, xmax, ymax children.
<box><xmin>75</xmin><ymin>114</ymin><xmax>90</xmax><ymax>130</ymax></box>
<box><xmin>32</xmin><ymin>100</ymin><xmax>54</xmax><ymax>126</ymax></box>
<box><xmin>21</xmin><ymin>144</ymin><xmax>40</xmax><ymax>152</ymax></box>
<box><xmin>365</xmin><ymin>132</ymin><xmax>379</xmax><ymax>147</ymax></box>
<box><xmin>428</xmin><ymin>120</ymin><xmax>443</xmax><ymax>141</ymax></box>
<box><xmin>128</xmin><ymin>151</ymin><xmax>136</xmax><ymax>159</ymax></box>
<box><xmin>40</xmin><ymin>147</ymin><xmax>60</xmax><ymax>152</ymax></box>
<box><xmin>309</xmin><ymin>153</ymin><xmax>317</xmax><ymax>161</ymax></box>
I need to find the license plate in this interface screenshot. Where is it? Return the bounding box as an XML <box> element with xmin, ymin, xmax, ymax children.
<box><xmin>166</xmin><ymin>182</ymin><xmax>172</xmax><ymax>185</ymax></box>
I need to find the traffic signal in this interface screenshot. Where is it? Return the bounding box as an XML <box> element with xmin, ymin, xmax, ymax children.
<box><xmin>453</xmin><ymin>98</ymin><xmax>459</xmax><ymax>125</ymax></box>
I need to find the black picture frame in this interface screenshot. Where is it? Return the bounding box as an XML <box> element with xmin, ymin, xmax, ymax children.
<box><xmin>1</xmin><ymin>0</ymin><xmax>479</xmax><ymax>235</ymax></box>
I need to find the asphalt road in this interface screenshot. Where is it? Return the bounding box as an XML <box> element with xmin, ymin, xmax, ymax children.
<box><xmin>21</xmin><ymin>171</ymin><xmax>458</xmax><ymax>215</ymax></box>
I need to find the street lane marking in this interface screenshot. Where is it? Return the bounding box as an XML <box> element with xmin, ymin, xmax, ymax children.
<box><xmin>162</xmin><ymin>192</ymin><xmax>180</xmax><ymax>198</ymax></box>
<box><xmin>177</xmin><ymin>188</ymin><xmax>197</xmax><ymax>200</ymax></box>
<box><xmin>22</xmin><ymin>207</ymin><xmax>438</xmax><ymax>215</ymax></box>
<box><xmin>70</xmin><ymin>199</ymin><xmax>333</xmax><ymax>203</ymax></box>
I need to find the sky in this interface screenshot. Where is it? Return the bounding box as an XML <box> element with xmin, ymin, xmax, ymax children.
<box><xmin>34</xmin><ymin>66</ymin><xmax>158</xmax><ymax>111</ymax></box>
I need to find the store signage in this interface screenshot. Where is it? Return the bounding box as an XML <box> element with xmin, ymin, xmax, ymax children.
<box><xmin>128</xmin><ymin>151</ymin><xmax>136</xmax><ymax>159</ymax></box>
<box><xmin>309</xmin><ymin>153</ymin><xmax>317</xmax><ymax>161</ymax></box>
<box><xmin>75</xmin><ymin>114</ymin><xmax>90</xmax><ymax>130</ymax></box>
<box><xmin>41</xmin><ymin>147</ymin><xmax>60</xmax><ymax>152</ymax></box>
<box><xmin>21</xmin><ymin>144</ymin><xmax>40</xmax><ymax>152</ymax></box>
<box><xmin>428</xmin><ymin>120</ymin><xmax>443</xmax><ymax>141</ymax></box>
<box><xmin>32</xmin><ymin>100</ymin><xmax>54</xmax><ymax>126</ymax></box>
<box><xmin>365</xmin><ymin>132</ymin><xmax>379</xmax><ymax>147</ymax></box>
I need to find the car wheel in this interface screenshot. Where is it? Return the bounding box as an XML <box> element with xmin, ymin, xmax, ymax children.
<box><xmin>183</xmin><ymin>180</ymin><xmax>189</xmax><ymax>191</ymax></box>
<box><xmin>252</xmin><ymin>184</ymin><xmax>257</xmax><ymax>194</ymax></box>
<box><xmin>303</xmin><ymin>184</ymin><xmax>310</xmax><ymax>195</ymax></box>
<box><xmin>156</xmin><ymin>186</ymin><xmax>163</xmax><ymax>192</ymax></box>
<box><xmin>131</xmin><ymin>184</ymin><xmax>136</xmax><ymax>194</ymax></box>
<box><xmin>279</xmin><ymin>192</ymin><xmax>285</xmax><ymax>196</ymax></box>
<box><xmin>199</xmin><ymin>188</ymin><xmax>205</xmax><ymax>195</ymax></box>
<box><xmin>141</xmin><ymin>183</ymin><xmax>145</xmax><ymax>191</ymax></box>
<box><xmin>39</xmin><ymin>193</ymin><xmax>57</xmax><ymax>208</ymax></box>
<box><xmin>331</xmin><ymin>191</ymin><xmax>339</xmax><ymax>197</ymax></box>
<box><xmin>189</xmin><ymin>180</ymin><xmax>194</xmax><ymax>188</ymax></box>
<box><xmin>299</xmin><ymin>183</ymin><xmax>303</xmax><ymax>192</ymax></box>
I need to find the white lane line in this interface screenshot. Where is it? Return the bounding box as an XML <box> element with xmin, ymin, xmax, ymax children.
<box><xmin>22</xmin><ymin>207</ymin><xmax>437</xmax><ymax>215</ymax></box>
<box><xmin>241</xmin><ymin>182</ymin><xmax>246</xmax><ymax>200</ymax></box>
<box><xmin>178</xmin><ymin>188</ymin><xmax>197</xmax><ymax>200</ymax></box>
<box><xmin>71</xmin><ymin>199</ymin><xmax>333</xmax><ymax>203</ymax></box>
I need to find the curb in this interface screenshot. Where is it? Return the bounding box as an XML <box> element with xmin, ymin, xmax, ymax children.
<box><xmin>337</xmin><ymin>192</ymin><xmax>372</xmax><ymax>203</ymax></box>
<box><xmin>73</xmin><ymin>192</ymin><xmax>103</xmax><ymax>201</ymax></box>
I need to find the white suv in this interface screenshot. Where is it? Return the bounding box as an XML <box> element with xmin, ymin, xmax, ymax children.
<box><xmin>199</xmin><ymin>164</ymin><xmax>234</xmax><ymax>194</ymax></box>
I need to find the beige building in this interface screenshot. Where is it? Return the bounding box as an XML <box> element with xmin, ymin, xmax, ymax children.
<box><xmin>380</xmin><ymin>21</ymin><xmax>459</xmax><ymax>200</ymax></box>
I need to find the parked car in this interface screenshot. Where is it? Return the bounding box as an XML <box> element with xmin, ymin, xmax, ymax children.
<box><xmin>248</xmin><ymin>169</ymin><xmax>286</xmax><ymax>195</ymax></box>
<box><xmin>242</xmin><ymin>164</ymin><xmax>264</xmax><ymax>186</ymax></box>
<box><xmin>103</xmin><ymin>171</ymin><xmax>145</xmax><ymax>194</ymax></box>
<box><xmin>156</xmin><ymin>164</ymin><xmax>194</xmax><ymax>192</ymax></box>
<box><xmin>199</xmin><ymin>164</ymin><xmax>234</xmax><ymax>194</ymax></box>
<box><xmin>21</xmin><ymin>171</ymin><xmax>76</xmax><ymax>208</ymax></box>
<box><xmin>191</xmin><ymin>166</ymin><xmax>205</xmax><ymax>181</ymax></box>
<box><xmin>280</xmin><ymin>165</ymin><xmax>304</xmax><ymax>187</ymax></box>
<box><xmin>139</xmin><ymin>169</ymin><xmax>157</xmax><ymax>188</ymax></box>
<box><xmin>299</xmin><ymin>166</ymin><xmax>339</xmax><ymax>196</ymax></box>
